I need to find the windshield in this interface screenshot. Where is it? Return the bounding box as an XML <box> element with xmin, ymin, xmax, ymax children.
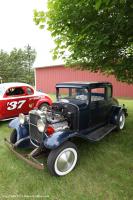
<box><xmin>57</xmin><ymin>88</ymin><xmax>89</xmax><ymax>102</ymax></box>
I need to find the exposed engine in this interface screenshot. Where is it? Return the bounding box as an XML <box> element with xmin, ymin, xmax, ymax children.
<box><xmin>29</xmin><ymin>102</ymin><xmax>78</xmax><ymax>146</ymax></box>
<box><xmin>45</xmin><ymin>102</ymin><xmax>78</xmax><ymax>133</ymax></box>
<box><xmin>46</xmin><ymin>104</ymin><xmax>70</xmax><ymax>133</ymax></box>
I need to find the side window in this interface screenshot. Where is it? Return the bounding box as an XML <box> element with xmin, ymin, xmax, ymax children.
<box><xmin>26</xmin><ymin>87</ymin><xmax>34</xmax><ymax>95</ymax></box>
<box><xmin>6</xmin><ymin>87</ymin><xmax>25</xmax><ymax>96</ymax></box>
<box><xmin>106</xmin><ymin>86</ymin><xmax>112</xmax><ymax>99</ymax></box>
<box><xmin>91</xmin><ymin>88</ymin><xmax>105</xmax><ymax>102</ymax></box>
<box><xmin>75</xmin><ymin>88</ymin><xmax>88</xmax><ymax>101</ymax></box>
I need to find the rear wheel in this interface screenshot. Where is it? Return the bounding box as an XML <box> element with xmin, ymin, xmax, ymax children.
<box><xmin>10</xmin><ymin>129</ymin><xmax>17</xmax><ymax>144</ymax></box>
<box><xmin>47</xmin><ymin>141</ymin><xmax>78</xmax><ymax>176</ymax></box>
<box><xmin>116</xmin><ymin>110</ymin><xmax>125</xmax><ymax>131</ymax></box>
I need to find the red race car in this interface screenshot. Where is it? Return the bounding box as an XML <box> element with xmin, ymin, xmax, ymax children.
<box><xmin>0</xmin><ymin>82</ymin><xmax>52</xmax><ymax>121</ymax></box>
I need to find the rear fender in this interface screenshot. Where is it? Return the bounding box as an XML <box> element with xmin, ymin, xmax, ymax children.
<box><xmin>35</xmin><ymin>96</ymin><xmax>52</xmax><ymax>108</ymax></box>
<box><xmin>9</xmin><ymin>118</ymin><xmax>29</xmax><ymax>140</ymax></box>
<box><xmin>122</xmin><ymin>105</ymin><xmax>128</xmax><ymax>117</ymax></box>
<box><xmin>44</xmin><ymin>130</ymin><xmax>77</xmax><ymax>150</ymax></box>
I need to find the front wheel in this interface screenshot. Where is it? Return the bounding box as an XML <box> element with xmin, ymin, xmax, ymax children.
<box><xmin>47</xmin><ymin>141</ymin><xmax>78</xmax><ymax>176</ymax></box>
<box><xmin>116</xmin><ymin>110</ymin><xmax>125</xmax><ymax>131</ymax></box>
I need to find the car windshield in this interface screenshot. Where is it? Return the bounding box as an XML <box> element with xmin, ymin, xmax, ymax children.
<box><xmin>58</xmin><ymin>88</ymin><xmax>89</xmax><ymax>102</ymax></box>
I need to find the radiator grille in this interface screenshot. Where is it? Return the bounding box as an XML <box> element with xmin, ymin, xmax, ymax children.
<box><xmin>29</xmin><ymin>113</ymin><xmax>40</xmax><ymax>125</ymax></box>
<box><xmin>29</xmin><ymin>111</ymin><xmax>44</xmax><ymax>145</ymax></box>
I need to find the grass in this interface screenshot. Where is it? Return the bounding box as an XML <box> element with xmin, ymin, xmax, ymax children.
<box><xmin>0</xmin><ymin>98</ymin><xmax>133</xmax><ymax>200</ymax></box>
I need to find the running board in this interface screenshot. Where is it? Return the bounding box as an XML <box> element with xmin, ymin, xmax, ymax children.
<box><xmin>85</xmin><ymin>124</ymin><xmax>117</xmax><ymax>141</ymax></box>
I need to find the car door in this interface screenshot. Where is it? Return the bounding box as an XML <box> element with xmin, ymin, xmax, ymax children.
<box><xmin>3</xmin><ymin>86</ymin><xmax>30</xmax><ymax>119</ymax></box>
<box><xmin>24</xmin><ymin>86</ymin><xmax>41</xmax><ymax>111</ymax></box>
<box><xmin>77</xmin><ymin>88</ymin><xmax>90</xmax><ymax>130</ymax></box>
<box><xmin>90</xmin><ymin>87</ymin><xmax>109</xmax><ymax>127</ymax></box>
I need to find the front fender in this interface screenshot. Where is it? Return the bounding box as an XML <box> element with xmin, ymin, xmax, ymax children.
<box><xmin>9</xmin><ymin>117</ymin><xmax>20</xmax><ymax>129</ymax></box>
<box><xmin>44</xmin><ymin>130</ymin><xmax>77</xmax><ymax>150</ymax></box>
<box><xmin>9</xmin><ymin>118</ymin><xmax>29</xmax><ymax>140</ymax></box>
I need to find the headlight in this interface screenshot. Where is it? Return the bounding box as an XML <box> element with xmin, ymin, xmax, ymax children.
<box><xmin>19</xmin><ymin>113</ymin><xmax>26</xmax><ymax>125</ymax></box>
<box><xmin>37</xmin><ymin>119</ymin><xmax>45</xmax><ymax>132</ymax></box>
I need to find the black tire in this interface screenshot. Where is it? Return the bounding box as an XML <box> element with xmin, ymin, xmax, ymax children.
<box><xmin>10</xmin><ymin>129</ymin><xmax>17</xmax><ymax>144</ymax></box>
<box><xmin>47</xmin><ymin>141</ymin><xmax>78</xmax><ymax>176</ymax></box>
<box><xmin>38</xmin><ymin>103</ymin><xmax>49</xmax><ymax>111</ymax></box>
<box><xmin>116</xmin><ymin>110</ymin><xmax>125</xmax><ymax>131</ymax></box>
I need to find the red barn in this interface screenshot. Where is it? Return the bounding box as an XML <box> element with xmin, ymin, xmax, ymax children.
<box><xmin>35</xmin><ymin>64</ymin><xmax>133</xmax><ymax>98</ymax></box>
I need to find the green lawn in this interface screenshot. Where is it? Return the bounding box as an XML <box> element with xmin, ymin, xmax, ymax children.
<box><xmin>0</xmin><ymin>98</ymin><xmax>133</xmax><ymax>200</ymax></box>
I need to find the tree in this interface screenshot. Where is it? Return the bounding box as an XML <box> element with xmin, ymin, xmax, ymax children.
<box><xmin>33</xmin><ymin>0</ymin><xmax>133</xmax><ymax>83</ymax></box>
<box><xmin>23</xmin><ymin>45</ymin><xmax>36</xmax><ymax>84</ymax></box>
<box><xmin>0</xmin><ymin>50</ymin><xmax>9</xmax><ymax>82</ymax></box>
<box><xmin>0</xmin><ymin>45</ymin><xmax>36</xmax><ymax>85</ymax></box>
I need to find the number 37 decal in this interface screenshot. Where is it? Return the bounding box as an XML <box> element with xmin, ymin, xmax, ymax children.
<box><xmin>7</xmin><ymin>100</ymin><xmax>26</xmax><ymax>110</ymax></box>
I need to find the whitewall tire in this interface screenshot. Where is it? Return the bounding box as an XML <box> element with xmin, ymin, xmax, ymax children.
<box><xmin>116</xmin><ymin>110</ymin><xmax>125</xmax><ymax>130</ymax></box>
<box><xmin>47</xmin><ymin>141</ymin><xmax>78</xmax><ymax>176</ymax></box>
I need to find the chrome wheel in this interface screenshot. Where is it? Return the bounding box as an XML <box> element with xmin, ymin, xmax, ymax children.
<box><xmin>47</xmin><ymin>141</ymin><xmax>78</xmax><ymax>176</ymax></box>
<box><xmin>54</xmin><ymin>148</ymin><xmax>77</xmax><ymax>176</ymax></box>
<box><xmin>119</xmin><ymin>113</ymin><xmax>125</xmax><ymax>130</ymax></box>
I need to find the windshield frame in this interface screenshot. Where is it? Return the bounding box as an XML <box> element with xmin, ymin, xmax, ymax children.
<box><xmin>56</xmin><ymin>87</ymin><xmax>90</xmax><ymax>103</ymax></box>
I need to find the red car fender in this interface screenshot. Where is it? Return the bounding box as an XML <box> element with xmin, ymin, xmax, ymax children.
<box><xmin>35</xmin><ymin>95</ymin><xmax>53</xmax><ymax>108</ymax></box>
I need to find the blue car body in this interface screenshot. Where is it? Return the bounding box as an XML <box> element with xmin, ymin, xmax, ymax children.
<box><xmin>9</xmin><ymin>82</ymin><xmax>128</xmax><ymax>149</ymax></box>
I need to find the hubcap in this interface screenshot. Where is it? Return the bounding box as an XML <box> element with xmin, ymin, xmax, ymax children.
<box><xmin>119</xmin><ymin>113</ymin><xmax>125</xmax><ymax>129</ymax></box>
<box><xmin>55</xmin><ymin>148</ymin><xmax>77</xmax><ymax>176</ymax></box>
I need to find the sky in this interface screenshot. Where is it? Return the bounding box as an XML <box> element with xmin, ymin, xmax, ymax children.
<box><xmin>0</xmin><ymin>0</ymin><xmax>62</xmax><ymax>67</ymax></box>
